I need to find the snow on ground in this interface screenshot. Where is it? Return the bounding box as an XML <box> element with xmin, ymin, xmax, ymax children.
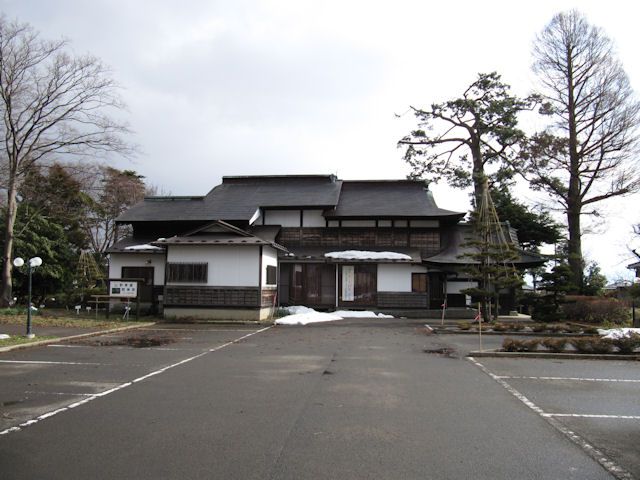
<box><xmin>598</xmin><ymin>328</ymin><xmax>640</xmax><ymax>339</ymax></box>
<box><xmin>275</xmin><ymin>306</ymin><xmax>393</xmax><ymax>325</ymax></box>
<box><xmin>324</xmin><ymin>250</ymin><xmax>411</xmax><ymax>260</ymax></box>
<box><xmin>0</xmin><ymin>334</ymin><xmax>10</xmax><ymax>340</ymax></box>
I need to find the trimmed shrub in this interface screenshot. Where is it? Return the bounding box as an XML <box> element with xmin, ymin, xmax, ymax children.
<box><xmin>492</xmin><ymin>323</ymin><xmax>510</xmax><ymax>332</ymax></box>
<box><xmin>541</xmin><ymin>337</ymin><xmax>569</xmax><ymax>352</ymax></box>
<box><xmin>583</xmin><ymin>326</ymin><xmax>600</xmax><ymax>335</ymax></box>
<box><xmin>562</xmin><ymin>298</ymin><xmax>630</xmax><ymax>325</ymax></box>
<box><xmin>458</xmin><ymin>322</ymin><xmax>472</xmax><ymax>331</ymax></box>
<box><xmin>530</xmin><ymin>323</ymin><xmax>547</xmax><ymax>333</ymax></box>
<box><xmin>502</xmin><ymin>338</ymin><xmax>540</xmax><ymax>352</ymax></box>
<box><xmin>569</xmin><ymin>337</ymin><xmax>613</xmax><ymax>354</ymax></box>
<box><xmin>609</xmin><ymin>333</ymin><xmax>640</xmax><ymax>354</ymax></box>
<box><xmin>510</xmin><ymin>323</ymin><xmax>525</xmax><ymax>331</ymax></box>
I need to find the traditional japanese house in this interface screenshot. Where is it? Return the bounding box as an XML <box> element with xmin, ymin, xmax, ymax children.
<box><xmin>108</xmin><ymin>174</ymin><xmax>542</xmax><ymax>320</ymax></box>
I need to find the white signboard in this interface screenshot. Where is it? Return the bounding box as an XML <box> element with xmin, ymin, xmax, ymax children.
<box><xmin>110</xmin><ymin>280</ymin><xmax>138</xmax><ymax>298</ymax></box>
<box><xmin>342</xmin><ymin>266</ymin><xmax>354</xmax><ymax>301</ymax></box>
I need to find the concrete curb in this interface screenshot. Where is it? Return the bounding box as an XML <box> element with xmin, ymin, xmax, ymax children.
<box><xmin>0</xmin><ymin>322</ymin><xmax>156</xmax><ymax>354</ymax></box>
<box><xmin>436</xmin><ymin>330</ymin><xmax>595</xmax><ymax>337</ymax></box>
<box><xmin>468</xmin><ymin>349</ymin><xmax>640</xmax><ymax>361</ymax></box>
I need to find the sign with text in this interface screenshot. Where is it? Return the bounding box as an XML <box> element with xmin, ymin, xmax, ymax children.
<box><xmin>342</xmin><ymin>265</ymin><xmax>354</xmax><ymax>301</ymax></box>
<box><xmin>109</xmin><ymin>280</ymin><xmax>138</xmax><ymax>298</ymax></box>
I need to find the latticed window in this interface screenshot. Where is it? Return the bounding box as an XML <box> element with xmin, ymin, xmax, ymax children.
<box><xmin>411</xmin><ymin>273</ymin><xmax>428</xmax><ymax>293</ymax></box>
<box><xmin>166</xmin><ymin>263</ymin><xmax>208</xmax><ymax>283</ymax></box>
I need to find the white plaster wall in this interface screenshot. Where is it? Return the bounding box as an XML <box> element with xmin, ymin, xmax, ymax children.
<box><xmin>302</xmin><ymin>210</ymin><xmax>326</xmax><ymax>227</ymax></box>
<box><xmin>264</xmin><ymin>210</ymin><xmax>300</xmax><ymax>227</ymax></box>
<box><xmin>261</xmin><ymin>246</ymin><xmax>278</xmax><ymax>286</ymax></box>
<box><xmin>341</xmin><ymin>220</ymin><xmax>376</xmax><ymax>227</ymax></box>
<box><xmin>447</xmin><ymin>280</ymin><xmax>478</xmax><ymax>294</ymax></box>
<box><xmin>167</xmin><ymin>245</ymin><xmax>260</xmax><ymax>286</ymax></box>
<box><xmin>377</xmin><ymin>264</ymin><xmax>428</xmax><ymax>292</ymax></box>
<box><xmin>108</xmin><ymin>253</ymin><xmax>165</xmax><ymax>285</ymax></box>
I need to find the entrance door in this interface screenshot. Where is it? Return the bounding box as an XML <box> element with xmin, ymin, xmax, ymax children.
<box><xmin>121</xmin><ymin>266</ymin><xmax>154</xmax><ymax>302</ymax></box>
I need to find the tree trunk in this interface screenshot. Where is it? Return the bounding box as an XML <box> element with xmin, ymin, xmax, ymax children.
<box><xmin>1</xmin><ymin>181</ymin><xmax>19</xmax><ymax>307</ymax></box>
<box><xmin>565</xmin><ymin>45</ymin><xmax>584</xmax><ymax>293</ymax></box>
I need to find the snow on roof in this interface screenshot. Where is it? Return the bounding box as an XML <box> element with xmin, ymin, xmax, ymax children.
<box><xmin>324</xmin><ymin>250</ymin><xmax>412</xmax><ymax>260</ymax></box>
<box><xmin>124</xmin><ymin>244</ymin><xmax>163</xmax><ymax>251</ymax></box>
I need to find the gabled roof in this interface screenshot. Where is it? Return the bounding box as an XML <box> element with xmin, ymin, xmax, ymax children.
<box><xmin>324</xmin><ymin>181</ymin><xmax>464</xmax><ymax>219</ymax></box>
<box><xmin>423</xmin><ymin>224</ymin><xmax>546</xmax><ymax>268</ymax></box>
<box><xmin>152</xmin><ymin>220</ymin><xmax>288</xmax><ymax>252</ymax></box>
<box><xmin>116</xmin><ymin>175</ymin><xmax>465</xmax><ymax>224</ymax></box>
<box><xmin>202</xmin><ymin>175</ymin><xmax>342</xmax><ymax>221</ymax></box>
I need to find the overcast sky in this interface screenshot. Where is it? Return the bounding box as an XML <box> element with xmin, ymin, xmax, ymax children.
<box><xmin>2</xmin><ymin>0</ymin><xmax>640</xmax><ymax>280</ymax></box>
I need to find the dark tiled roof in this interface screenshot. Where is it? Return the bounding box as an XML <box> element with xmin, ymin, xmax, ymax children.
<box><xmin>424</xmin><ymin>224</ymin><xmax>545</xmax><ymax>267</ymax></box>
<box><xmin>117</xmin><ymin>196</ymin><xmax>208</xmax><ymax>222</ymax></box>
<box><xmin>117</xmin><ymin>175</ymin><xmax>342</xmax><ymax>223</ymax></box>
<box><xmin>324</xmin><ymin>181</ymin><xmax>464</xmax><ymax>219</ymax></box>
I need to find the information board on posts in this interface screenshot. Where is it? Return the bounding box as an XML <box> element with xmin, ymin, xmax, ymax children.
<box><xmin>109</xmin><ymin>280</ymin><xmax>138</xmax><ymax>298</ymax></box>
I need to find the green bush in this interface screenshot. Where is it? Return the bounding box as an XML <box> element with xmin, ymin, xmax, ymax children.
<box><xmin>562</xmin><ymin>298</ymin><xmax>630</xmax><ymax>324</ymax></box>
<box><xmin>458</xmin><ymin>321</ymin><xmax>472</xmax><ymax>330</ymax></box>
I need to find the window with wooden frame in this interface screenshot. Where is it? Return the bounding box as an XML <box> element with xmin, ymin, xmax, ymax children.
<box><xmin>266</xmin><ymin>265</ymin><xmax>277</xmax><ymax>285</ymax></box>
<box><xmin>411</xmin><ymin>273</ymin><xmax>428</xmax><ymax>293</ymax></box>
<box><xmin>166</xmin><ymin>263</ymin><xmax>208</xmax><ymax>283</ymax></box>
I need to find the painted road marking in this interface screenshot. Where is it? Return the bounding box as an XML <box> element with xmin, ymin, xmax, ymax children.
<box><xmin>496</xmin><ymin>375</ymin><xmax>640</xmax><ymax>383</ymax></box>
<box><xmin>544</xmin><ymin>413</ymin><xmax>640</xmax><ymax>420</ymax></box>
<box><xmin>48</xmin><ymin>345</ymin><xmax>91</xmax><ymax>348</ymax></box>
<box><xmin>468</xmin><ymin>357</ymin><xmax>634</xmax><ymax>480</ymax></box>
<box><xmin>0</xmin><ymin>326</ymin><xmax>271</xmax><ymax>436</ymax></box>
<box><xmin>0</xmin><ymin>360</ymin><xmax>106</xmax><ymax>366</ymax></box>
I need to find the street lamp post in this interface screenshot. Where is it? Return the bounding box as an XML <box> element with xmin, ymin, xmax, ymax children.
<box><xmin>13</xmin><ymin>256</ymin><xmax>43</xmax><ymax>338</ymax></box>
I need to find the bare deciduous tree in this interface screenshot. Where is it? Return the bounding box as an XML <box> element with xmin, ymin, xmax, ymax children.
<box><xmin>0</xmin><ymin>16</ymin><xmax>132</xmax><ymax>306</ymax></box>
<box><xmin>524</xmin><ymin>10</ymin><xmax>640</xmax><ymax>291</ymax></box>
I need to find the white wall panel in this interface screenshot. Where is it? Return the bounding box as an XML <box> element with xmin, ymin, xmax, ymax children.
<box><xmin>302</xmin><ymin>210</ymin><xmax>326</xmax><ymax>227</ymax></box>
<box><xmin>108</xmin><ymin>253</ymin><xmax>165</xmax><ymax>285</ymax></box>
<box><xmin>167</xmin><ymin>245</ymin><xmax>260</xmax><ymax>286</ymax></box>
<box><xmin>377</xmin><ymin>264</ymin><xmax>427</xmax><ymax>292</ymax></box>
<box><xmin>264</xmin><ymin>210</ymin><xmax>301</xmax><ymax>227</ymax></box>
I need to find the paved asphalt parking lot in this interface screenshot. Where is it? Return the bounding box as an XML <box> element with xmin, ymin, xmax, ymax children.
<box><xmin>0</xmin><ymin>319</ymin><xmax>637</xmax><ymax>479</ymax></box>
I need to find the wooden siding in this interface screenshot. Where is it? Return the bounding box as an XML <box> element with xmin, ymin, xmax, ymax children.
<box><xmin>377</xmin><ymin>292</ymin><xmax>428</xmax><ymax>308</ymax></box>
<box><xmin>164</xmin><ymin>286</ymin><xmax>260</xmax><ymax>307</ymax></box>
<box><xmin>277</xmin><ymin>228</ymin><xmax>440</xmax><ymax>256</ymax></box>
<box><xmin>261</xmin><ymin>288</ymin><xmax>277</xmax><ymax>307</ymax></box>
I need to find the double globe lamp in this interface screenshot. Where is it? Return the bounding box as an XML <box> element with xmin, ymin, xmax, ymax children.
<box><xmin>13</xmin><ymin>256</ymin><xmax>43</xmax><ymax>338</ymax></box>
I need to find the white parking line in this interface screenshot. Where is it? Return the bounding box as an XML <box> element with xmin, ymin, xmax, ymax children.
<box><xmin>0</xmin><ymin>360</ymin><xmax>106</xmax><ymax>366</ymax></box>
<box><xmin>544</xmin><ymin>413</ymin><xmax>640</xmax><ymax>420</ymax></box>
<box><xmin>468</xmin><ymin>357</ymin><xmax>634</xmax><ymax>480</ymax></box>
<box><xmin>0</xmin><ymin>326</ymin><xmax>271</xmax><ymax>436</ymax></box>
<box><xmin>497</xmin><ymin>375</ymin><xmax>640</xmax><ymax>383</ymax></box>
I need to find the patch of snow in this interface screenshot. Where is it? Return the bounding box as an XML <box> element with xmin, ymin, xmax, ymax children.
<box><xmin>124</xmin><ymin>244</ymin><xmax>162</xmax><ymax>251</ymax></box>
<box><xmin>276</xmin><ymin>306</ymin><xmax>394</xmax><ymax>325</ymax></box>
<box><xmin>0</xmin><ymin>334</ymin><xmax>10</xmax><ymax>340</ymax></box>
<box><xmin>333</xmin><ymin>310</ymin><xmax>393</xmax><ymax>318</ymax></box>
<box><xmin>324</xmin><ymin>250</ymin><xmax>411</xmax><ymax>261</ymax></box>
<box><xmin>598</xmin><ymin>328</ymin><xmax>640</xmax><ymax>339</ymax></box>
